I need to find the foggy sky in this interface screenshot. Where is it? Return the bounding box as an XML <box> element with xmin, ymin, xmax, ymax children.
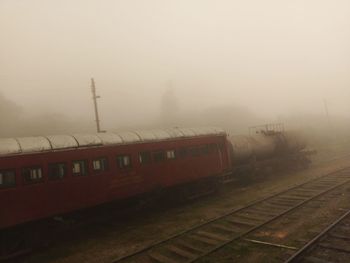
<box><xmin>0</xmin><ymin>0</ymin><xmax>349</xmax><ymax>130</ymax></box>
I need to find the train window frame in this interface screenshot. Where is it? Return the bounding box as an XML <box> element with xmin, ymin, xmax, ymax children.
<box><xmin>72</xmin><ymin>160</ymin><xmax>88</xmax><ymax>176</ymax></box>
<box><xmin>0</xmin><ymin>169</ymin><xmax>16</xmax><ymax>188</ymax></box>
<box><xmin>153</xmin><ymin>151</ymin><xmax>166</xmax><ymax>162</ymax></box>
<box><xmin>116</xmin><ymin>155</ymin><xmax>132</xmax><ymax>169</ymax></box>
<box><xmin>48</xmin><ymin>162</ymin><xmax>66</xmax><ymax>180</ymax></box>
<box><xmin>166</xmin><ymin>150</ymin><xmax>176</xmax><ymax>160</ymax></box>
<box><xmin>22</xmin><ymin>166</ymin><xmax>43</xmax><ymax>184</ymax></box>
<box><xmin>139</xmin><ymin>151</ymin><xmax>152</xmax><ymax>164</ymax></box>
<box><xmin>92</xmin><ymin>157</ymin><xmax>108</xmax><ymax>172</ymax></box>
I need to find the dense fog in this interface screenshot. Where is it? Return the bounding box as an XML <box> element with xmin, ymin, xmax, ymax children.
<box><xmin>0</xmin><ymin>1</ymin><xmax>349</xmax><ymax>144</ymax></box>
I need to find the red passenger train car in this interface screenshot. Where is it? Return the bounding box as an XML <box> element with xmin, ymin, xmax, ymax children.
<box><xmin>0</xmin><ymin>127</ymin><xmax>230</xmax><ymax>230</ymax></box>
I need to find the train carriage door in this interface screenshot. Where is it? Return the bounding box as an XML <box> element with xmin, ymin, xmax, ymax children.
<box><xmin>113</xmin><ymin>154</ymin><xmax>143</xmax><ymax>197</ymax></box>
<box><xmin>138</xmin><ymin>151</ymin><xmax>156</xmax><ymax>191</ymax></box>
<box><xmin>47</xmin><ymin>162</ymin><xmax>68</xmax><ymax>212</ymax></box>
<box><xmin>151</xmin><ymin>150</ymin><xmax>168</xmax><ymax>187</ymax></box>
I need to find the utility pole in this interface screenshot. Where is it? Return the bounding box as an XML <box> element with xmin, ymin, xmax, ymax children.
<box><xmin>91</xmin><ymin>78</ymin><xmax>102</xmax><ymax>133</ymax></box>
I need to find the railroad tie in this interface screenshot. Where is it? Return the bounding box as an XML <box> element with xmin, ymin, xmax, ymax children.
<box><xmin>303</xmin><ymin>256</ymin><xmax>333</xmax><ymax>263</ymax></box>
<box><xmin>224</xmin><ymin>217</ymin><xmax>256</xmax><ymax>228</ymax></box>
<box><xmin>318</xmin><ymin>242</ymin><xmax>350</xmax><ymax>253</ymax></box>
<box><xmin>174</xmin><ymin>241</ymin><xmax>205</xmax><ymax>254</ymax></box>
<box><xmin>188</xmin><ymin>234</ymin><xmax>220</xmax><ymax>245</ymax></box>
<box><xmin>195</xmin><ymin>230</ymin><xmax>230</xmax><ymax>242</ymax></box>
<box><xmin>166</xmin><ymin>245</ymin><xmax>197</xmax><ymax>259</ymax></box>
<box><xmin>148</xmin><ymin>252</ymin><xmax>179</xmax><ymax>263</ymax></box>
<box><xmin>211</xmin><ymin>223</ymin><xmax>241</xmax><ymax>233</ymax></box>
<box><xmin>329</xmin><ymin>233</ymin><xmax>350</xmax><ymax>241</ymax></box>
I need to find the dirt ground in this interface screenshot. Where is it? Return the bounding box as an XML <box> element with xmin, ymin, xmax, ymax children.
<box><xmin>28</xmin><ymin>146</ymin><xmax>350</xmax><ymax>263</ymax></box>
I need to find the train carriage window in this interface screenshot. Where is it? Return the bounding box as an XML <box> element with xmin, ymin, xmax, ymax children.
<box><xmin>189</xmin><ymin>147</ymin><xmax>200</xmax><ymax>157</ymax></box>
<box><xmin>200</xmin><ymin>145</ymin><xmax>209</xmax><ymax>155</ymax></box>
<box><xmin>0</xmin><ymin>170</ymin><xmax>16</xmax><ymax>188</ymax></box>
<box><xmin>178</xmin><ymin>147</ymin><xmax>188</xmax><ymax>158</ymax></box>
<box><xmin>22</xmin><ymin>167</ymin><xmax>43</xmax><ymax>183</ymax></box>
<box><xmin>72</xmin><ymin>160</ymin><xmax>88</xmax><ymax>176</ymax></box>
<box><xmin>153</xmin><ymin>151</ymin><xmax>165</xmax><ymax>162</ymax></box>
<box><xmin>116</xmin><ymin>155</ymin><xmax>131</xmax><ymax>168</ymax></box>
<box><xmin>139</xmin><ymin>152</ymin><xmax>151</xmax><ymax>164</ymax></box>
<box><xmin>93</xmin><ymin>158</ymin><xmax>108</xmax><ymax>172</ymax></box>
<box><xmin>49</xmin><ymin>163</ymin><xmax>66</xmax><ymax>180</ymax></box>
<box><xmin>166</xmin><ymin>150</ymin><xmax>176</xmax><ymax>159</ymax></box>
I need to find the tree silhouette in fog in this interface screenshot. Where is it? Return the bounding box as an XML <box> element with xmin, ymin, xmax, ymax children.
<box><xmin>160</xmin><ymin>81</ymin><xmax>179</xmax><ymax>126</ymax></box>
<box><xmin>0</xmin><ymin>92</ymin><xmax>93</xmax><ymax>137</ymax></box>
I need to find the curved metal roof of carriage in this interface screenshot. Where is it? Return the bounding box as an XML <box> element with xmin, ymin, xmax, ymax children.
<box><xmin>0</xmin><ymin>127</ymin><xmax>225</xmax><ymax>156</ymax></box>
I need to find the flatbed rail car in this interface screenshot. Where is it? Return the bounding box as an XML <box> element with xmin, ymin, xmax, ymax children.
<box><xmin>0</xmin><ymin>127</ymin><xmax>231</xmax><ymax>230</ymax></box>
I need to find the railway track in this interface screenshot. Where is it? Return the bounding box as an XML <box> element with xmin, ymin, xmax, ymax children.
<box><xmin>285</xmin><ymin>208</ymin><xmax>350</xmax><ymax>263</ymax></box>
<box><xmin>112</xmin><ymin>167</ymin><xmax>350</xmax><ymax>263</ymax></box>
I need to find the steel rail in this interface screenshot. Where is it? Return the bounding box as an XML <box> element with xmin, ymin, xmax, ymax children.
<box><xmin>111</xmin><ymin>167</ymin><xmax>350</xmax><ymax>263</ymax></box>
<box><xmin>284</xmin><ymin>208</ymin><xmax>350</xmax><ymax>263</ymax></box>
<box><xmin>190</xmin><ymin>173</ymin><xmax>350</xmax><ymax>262</ymax></box>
